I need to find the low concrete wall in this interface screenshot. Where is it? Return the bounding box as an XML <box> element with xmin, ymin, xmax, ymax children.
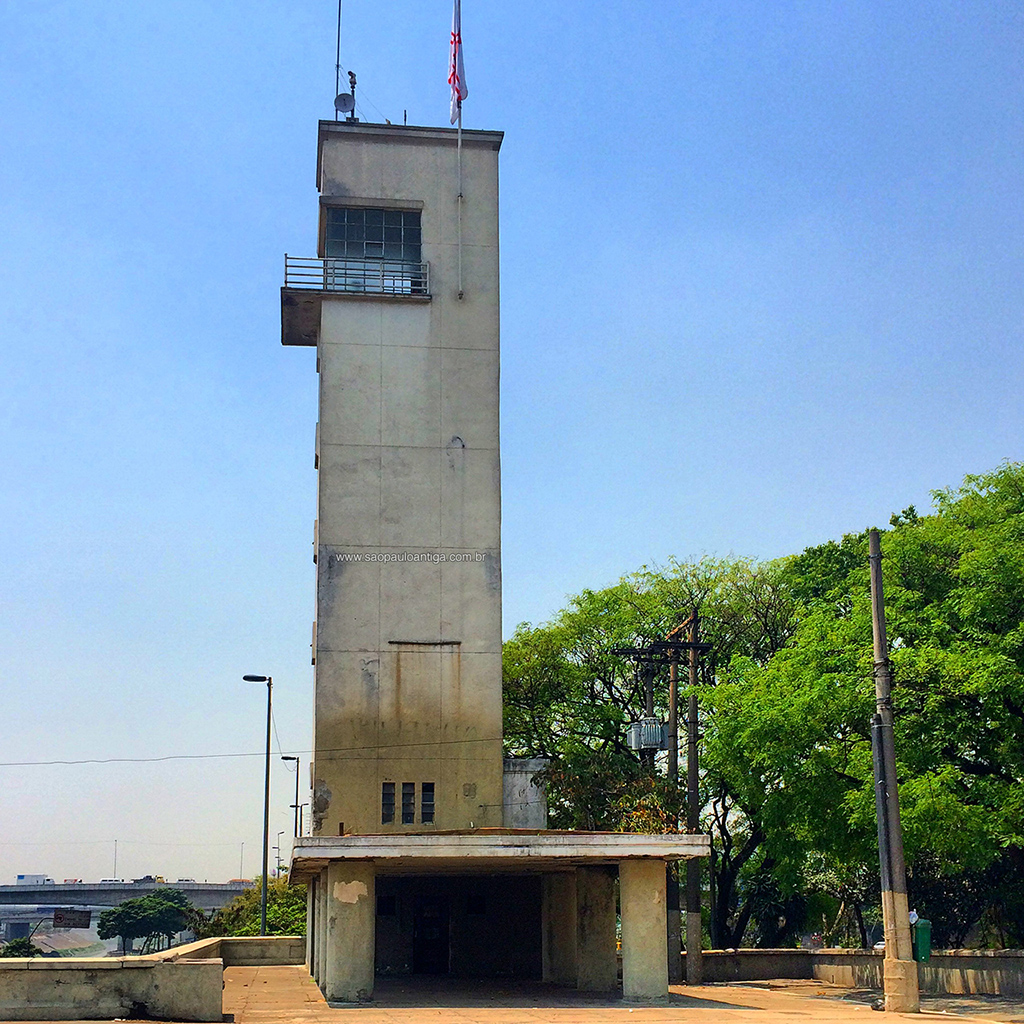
<box><xmin>166</xmin><ymin>935</ymin><xmax>306</xmax><ymax>967</ymax></box>
<box><xmin>685</xmin><ymin>949</ymin><xmax>812</xmax><ymax>982</ymax></box>
<box><xmin>683</xmin><ymin>947</ymin><xmax>1024</xmax><ymax>998</ymax></box>
<box><xmin>0</xmin><ymin>957</ymin><xmax>223</xmax><ymax>1022</ymax></box>
<box><xmin>0</xmin><ymin>935</ymin><xmax>306</xmax><ymax>1021</ymax></box>
<box><xmin>813</xmin><ymin>948</ymin><xmax>1024</xmax><ymax>998</ymax></box>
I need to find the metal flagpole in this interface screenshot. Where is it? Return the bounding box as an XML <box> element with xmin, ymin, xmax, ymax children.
<box><xmin>450</xmin><ymin>0</ymin><xmax>466</xmax><ymax>300</ymax></box>
<box><xmin>457</xmin><ymin>106</ymin><xmax>464</xmax><ymax>300</ymax></box>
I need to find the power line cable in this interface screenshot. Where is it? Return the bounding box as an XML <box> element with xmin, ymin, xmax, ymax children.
<box><xmin>0</xmin><ymin>734</ymin><xmax>505</xmax><ymax>769</ymax></box>
<box><xmin>270</xmin><ymin>709</ymin><xmax>285</xmax><ymax>758</ymax></box>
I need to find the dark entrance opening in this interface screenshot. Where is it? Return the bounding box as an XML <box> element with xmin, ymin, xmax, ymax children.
<box><xmin>375</xmin><ymin>875</ymin><xmax>542</xmax><ymax>979</ymax></box>
<box><xmin>412</xmin><ymin>895</ymin><xmax>450</xmax><ymax>974</ymax></box>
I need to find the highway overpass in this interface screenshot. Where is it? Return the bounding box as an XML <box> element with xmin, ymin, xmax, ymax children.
<box><xmin>0</xmin><ymin>880</ymin><xmax>251</xmax><ymax>911</ymax></box>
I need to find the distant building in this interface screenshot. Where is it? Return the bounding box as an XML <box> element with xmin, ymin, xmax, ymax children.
<box><xmin>284</xmin><ymin>119</ymin><xmax>707</xmax><ymax>1003</ymax></box>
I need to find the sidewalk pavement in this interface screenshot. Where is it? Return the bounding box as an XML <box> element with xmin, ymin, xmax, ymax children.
<box><xmin>222</xmin><ymin>965</ymin><xmax>1024</xmax><ymax>1024</ymax></box>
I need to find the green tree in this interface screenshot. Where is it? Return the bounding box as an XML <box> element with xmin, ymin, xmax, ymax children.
<box><xmin>703</xmin><ymin>463</ymin><xmax>1024</xmax><ymax>946</ymax></box>
<box><xmin>503</xmin><ymin>556</ymin><xmax>801</xmax><ymax>946</ymax></box>
<box><xmin>0</xmin><ymin>937</ymin><xmax>42</xmax><ymax>957</ymax></box>
<box><xmin>202</xmin><ymin>877</ymin><xmax>306</xmax><ymax>937</ymax></box>
<box><xmin>502</xmin><ymin>462</ymin><xmax>1024</xmax><ymax>948</ymax></box>
<box><xmin>98</xmin><ymin>889</ymin><xmax>198</xmax><ymax>953</ymax></box>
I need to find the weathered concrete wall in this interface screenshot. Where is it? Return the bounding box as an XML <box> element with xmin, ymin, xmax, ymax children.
<box><xmin>0</xmin><ymin>936</ymin><xmax>306</xmax><ymax>1021</ymax></box>
<box><xmin>917</xmin><ymin>950</ymin><xmax>1024</xmax><ymax>997</ymax></box>
<box><xmin>812</xmin><ymin>948</ymin><xmax>1024</xmax><ymax>997</ymax></box>
<box><xmin>682</xmin><ymin>948</ymin><xmax>1024</xmax><ymax>998</ymax></box>
<box><xmin>0</xmin><ymin>957</ymin><xmax>222</xmax><ymax>1022</ymax></box>
<box><xmin>503</xmin><ymin>757</ymin><xmax>549</xmax><ymax>828</ymax></box>
<box><xmin>168</xmin><ymin>935</ymin><xmax>306</xmax><ymax>966</ymax></box>
<box><xmin>684</xmin><ymin>948</ymin><xmax>811</xmax><ymax>982</ymax></box>
<box><xmin>310</xmin><ymin>123</ymin><xmax>505</xmax><ymax>837</ymax></box>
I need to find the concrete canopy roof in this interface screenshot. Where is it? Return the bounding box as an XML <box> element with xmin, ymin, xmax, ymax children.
<box><xmin>288</xmin><ymin>829</ymin><xmax>709</xmax><ymax>881</ymax></box>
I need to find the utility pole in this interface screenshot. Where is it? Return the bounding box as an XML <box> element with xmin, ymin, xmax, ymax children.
<box><xmin>666</xmin><ymin>649</ymin><xmax>682</xmax><ymax>982</ymax></box>
<box><xmin>868</xmin><ymin>529</ymin><xmax>919</xmax><ymax>1012</ymax></box>
<box><xmin>685</xmin><ymin>610</ymin><xmax>703</xmax><ymax>985</ymax></box>
<box><xmin>613</xmin><ymin>619</ymin><xmax>709</xmax><ymax>986</ymax></box>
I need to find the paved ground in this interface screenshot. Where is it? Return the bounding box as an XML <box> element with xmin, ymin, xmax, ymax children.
<box><xmin>220</xmin><ymin>965</ymin><xmax>1024</xmax><ymax>1024</ymax></box>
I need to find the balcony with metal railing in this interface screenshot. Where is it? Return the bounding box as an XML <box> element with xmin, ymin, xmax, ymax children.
<box><xmin>285</xmin><ymin>256</ymin><xmax>429</xmax><ymax>296</ymax></box>
<box><xmin>281</xmin><ymin>256</ymin><xmax>431</xmax><ymax>346</ymax></box>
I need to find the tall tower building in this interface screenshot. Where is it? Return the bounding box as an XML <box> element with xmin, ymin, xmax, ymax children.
<box><xmin>286</xmin><ymin>120</ymin><xmax>706</xmax><ymax>1004</ymax></box>
<box><xmin>284</xmin><ymin>121</ymin><xmax>505</xmax><ymax>838</ymax></box>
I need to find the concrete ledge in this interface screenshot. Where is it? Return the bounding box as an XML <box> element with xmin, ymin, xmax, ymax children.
<box><xmin>0</xmin><ymin>958</ymin><xmax>222</xmax><ymax>1021</ymax></box>
<box><xmin>688</xmin><ymin>948</ymin><xmax>812</xmax><ymax>983</ymax></box>
<box><xmin>814</xmin><ymin>948</ymin><xmax>1024</xmax><ymax>998</ymax></box>
<box><xmin>684</xmin><ymin>948</ymin><xmax>1024</xmax><ymax>999</ymax></box>
<box><xmin>163</xmin><ymin>935</ymin><xmax>306</xmax><ymax>967</ymax></box>
<box><xmin>0</xmin><ymin>936</ymin><xmax>305</xmax><ymax>1020</ymax></box>
<box><xmin>291</xmin><ymin>830</ymin><xmax>709</xmax><ymax>880</ymax></box>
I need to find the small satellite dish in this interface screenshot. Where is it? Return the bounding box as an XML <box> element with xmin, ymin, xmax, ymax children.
<box><xmin>334</xmin><ymin>93</ymin><xmax>355</xmax><ymax>113</ymax></box>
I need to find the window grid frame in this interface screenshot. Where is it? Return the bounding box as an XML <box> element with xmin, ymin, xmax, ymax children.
<box><xmin>381</xmin><ymin>782</ymin><xmax>395</xmax><ymax>825</ymax></box>
<box><xmin>401</xmin><ymin>782</ymin><xmax>416</xmax><ymax>825</ymax></box>
<box><xmin>324</xmin><ymin>207</ymin><xmax>422</xmax><ymax>264</ymax></box>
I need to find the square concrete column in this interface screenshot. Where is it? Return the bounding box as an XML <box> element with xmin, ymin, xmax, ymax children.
<box><xmin>575</xmin><ymin>866</ymin><xmax>617</xmax><ymax>992</ymax></box>
<box><xmin>542</xmin><ymin>872</ymin><xmax>577</xmax><ymax>985</ymax></box>
<box><xmin>306</xmin><ymin>875</ymin><xmax>316</xmax><ymax>976</ymax></box>
<box><xmin>620</xmin><ymin>859</ymin><xmax>669</xmax><ymax>1003</ymax></box>
<box><xmin>323</xmin><ymin>861</ymin><xmax>375</xmax><ymax>1003</ymax></box>
<box><xmin>315</xmin><ymin>869</ymin><xmax>328</xmax><ymax>987</ymax></box>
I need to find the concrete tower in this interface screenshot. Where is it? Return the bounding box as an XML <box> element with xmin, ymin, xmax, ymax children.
<box><xmin>284</xmin><ymin>121</ymin><xmax>505</xmax><ymax>838</ymax></box>
<box><xmin>286</xmin><ymin>120</ymin><xmax>707</xmax><ymax>1005</ymax></box>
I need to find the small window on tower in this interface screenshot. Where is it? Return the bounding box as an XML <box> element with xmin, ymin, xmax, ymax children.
<box><xmin>401</xmin><ymin>782</ymin><xmax>416</xmax><ymax>824</ymax></box>
<box><xmin>421</xmin><ymin>782</ymin><xmax>435</xmax><ymax>824</ymax></box>
<box><xmin>381</xmin><ymin>782</ymin><xmax>395</xmax><ymax>824</ymax></box>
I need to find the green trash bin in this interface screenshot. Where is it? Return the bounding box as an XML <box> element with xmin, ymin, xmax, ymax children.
<box><xmin>912</xmin><ymin>919</ymin><xmax>932</xmax><ymax>962</ymax></box>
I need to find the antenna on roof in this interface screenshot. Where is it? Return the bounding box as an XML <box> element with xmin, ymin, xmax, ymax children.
<box><xmin>334</xmin><ymin>0</ymin><xmax>343</xmax><ymax>121</ymax></box>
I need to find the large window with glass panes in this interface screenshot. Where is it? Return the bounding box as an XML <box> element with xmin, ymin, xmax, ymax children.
<box><xmin>324</xmin><ymin>207</ymin><xmax>421</xmax><ymax>262</ymax></box>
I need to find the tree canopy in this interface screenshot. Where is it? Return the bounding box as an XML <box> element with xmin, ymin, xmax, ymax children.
<box><xmin>97</xmin><ymin>889</ymin><xmax>202</xmax><ymax>953</ymax></box>
<box><xmin>503</xmin><ymin>462</ymin><xmax>1024</xmax><ymax>948</ymax></box>
<box><xmin>0</xmin><ymin>937</ymin><xmax>43</xmax><ymax>958</ymax></box>
<box><xmin>201</xmin><ymin>877</ymin><xmax>306</xmax><ymax>937</ymax></box>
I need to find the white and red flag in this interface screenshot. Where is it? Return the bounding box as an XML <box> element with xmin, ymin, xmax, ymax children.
<box><xmin>448</xmin><ymin>0</ymin><xmax>467</xmax><ymax>124</ymax></box>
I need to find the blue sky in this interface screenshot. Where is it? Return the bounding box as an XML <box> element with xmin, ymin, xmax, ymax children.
<box><xmin>1</xmin><ymin>1</ymin><xmax>1021</xmax><ymax>883</ymax></box>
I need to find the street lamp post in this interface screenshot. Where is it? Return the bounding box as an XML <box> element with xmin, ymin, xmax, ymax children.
<box><xmin>274</xmin><ymin>831</ymin><xmax>285</xmax><ymax>877</ymax></box>
<box><xmin>281</xmin><ymin>755</ymin><xmax>301</xmax><ymax>837</ymax></box>
<box><xmin>243</xmin><ymin>674</ymin><xmax>273</xmax><ymax>936</ymax></box>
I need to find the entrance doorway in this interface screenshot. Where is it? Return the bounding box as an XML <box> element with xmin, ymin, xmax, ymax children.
<box><xmin>412</xmin><ymin>896</ymin><xmax>450</xmax><ymax>974</ymax></box>
<box><xmin>376</xmin><ymin>875</ymin><xmax>541</xmax><ymax>978</ymax></box>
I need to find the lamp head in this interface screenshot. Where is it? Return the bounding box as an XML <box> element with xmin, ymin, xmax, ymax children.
<box><xmin>243</xmin><ymin>675</ymin><xmax>269</xmax><ymax>683</ymax></box>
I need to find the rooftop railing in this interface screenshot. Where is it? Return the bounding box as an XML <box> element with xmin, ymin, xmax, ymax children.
<box><xmin>284</xmin><ymin>255</ymin><xmax>430</xmax><ymax>297</ymax></box>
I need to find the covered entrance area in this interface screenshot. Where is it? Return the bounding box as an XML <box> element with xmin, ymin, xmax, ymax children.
<box><xmin>377</xmin><ymin>874</ymin><xmax>542</xmax><ymax>978</ymax></box>
<box><xmin>291</xmin><ymin>829</ymin><xmax>708</xmax><ymax>1005</ymax></box>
